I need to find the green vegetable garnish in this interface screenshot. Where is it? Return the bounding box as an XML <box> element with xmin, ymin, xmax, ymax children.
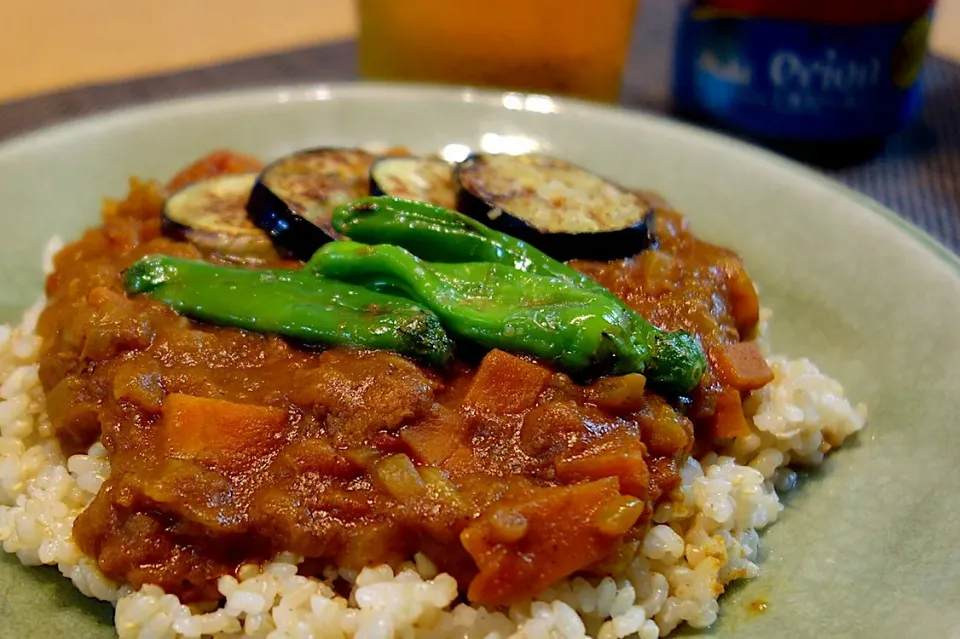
<box><xmin>332</xmin><ymin>196</ymin><xmax>707</xmax><ymax>391</ymax></box>
<box><xmin>308</xmin><ymin>241</ymin><xmax>647</xmax><ymax>376</ymax></box>
<box><xmin>124</xmin><ymin>254</ymin><xmax>454</xmax><ymax>367</ymax></box>
<box><xmin>332</xmin><ymin>195</ymin><xmax>593</xmax><ymax>285</ymax></box>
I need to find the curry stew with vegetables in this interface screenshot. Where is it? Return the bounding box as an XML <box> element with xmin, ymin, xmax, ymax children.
<box><xmin>38</xmin><ymin>150</ymin><xmax>770</xmax><ymax>608</ymax></box>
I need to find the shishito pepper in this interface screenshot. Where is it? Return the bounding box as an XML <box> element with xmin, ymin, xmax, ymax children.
<box><xmin>308</xmin><ymin>241</ymin><xmax>647</xmax><ymax>376</ymax></box>
<box><xmin>123</xmin><ymin>254</ymin><xmax>454</xmax><ymax>367</ymax></box>
<box><xmin>331</xmin><ymin>197</ymin><xmax>707</xmax><ymax>392</ymax></box>
<box><xmin>331</xmin><ymin>195</ymin><xmax>593</xmax><ymax>286</ymax></box>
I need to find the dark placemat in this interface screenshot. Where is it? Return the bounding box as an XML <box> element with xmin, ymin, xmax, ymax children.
<box><xmin>2</xmin><ymin>0</ymin><xmax>959</xmax><ymax>252</ymax></box>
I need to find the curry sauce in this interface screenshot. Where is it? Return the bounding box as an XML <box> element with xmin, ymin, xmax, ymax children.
<box><xmin>36</xmin><ymin>153</ymin><xmax>763</xmax><ymax>606</ymax></box>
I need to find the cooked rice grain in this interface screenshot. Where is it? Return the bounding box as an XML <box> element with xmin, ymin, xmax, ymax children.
<box><xmin>0</xmin><ymin>243</ymin><xmax>866</xmax><ymax>638</ymax></box>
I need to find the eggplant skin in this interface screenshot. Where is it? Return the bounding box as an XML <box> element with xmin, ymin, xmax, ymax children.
<box><xmin>246</xmin><ymin>181</ymin><xmax>338</xmax><ymax>261</ymax></box>
<box><xmin>246</xmin><ymin>148</ymin><xmax>375</xmax><ymax>261</ymax></box>
<box><xmin>456</xmin><ymin>154</ymin><xmax>656</xmax><ymax>261</ymax></box>
<box><xmin>162</xmin><ymin>172</ymin><xmax>278</xmax><ymax>264</ymax></box>
<box><xmin>369</xmin><ymin>156</ymin><xmax>458</xmax><ymax>209</ymax></box>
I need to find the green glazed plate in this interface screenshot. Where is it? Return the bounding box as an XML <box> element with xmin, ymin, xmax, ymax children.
<box><xmin>0</xmin><ymin>84</ymin><xmax>958</xmax><ymax>638</ymax></box>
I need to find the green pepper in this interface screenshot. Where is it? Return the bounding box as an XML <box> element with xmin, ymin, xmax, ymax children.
<box><xmin>308</xmin><ymin>241</ymin><xmax>646</xmax><ymax>376</ymax></box>
<box><xmin>331</xmin><ymin>197</ymin><xmax>707</xmax><ymax>392</ymax></box>
<box><xmin>124</xmin><ymin>254</ymin><xmax>454</xmax><ymax>367</ymax></box>
<box><xmin>331</xmin><ymin>196</ymin><xmax>595</xmax><ymax>287</ymax></box>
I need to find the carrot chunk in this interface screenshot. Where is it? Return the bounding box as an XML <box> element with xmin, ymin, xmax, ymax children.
<box><xmin>160</xmin><ymin>393</ymin><xmax>288</xmax><ymax>468</ymax></box>
<box><xmin>710</xmin><ymin>387</ymin><xmax>751</xmax><ymax>439</ymax></box>
<box><xmin>554</xmin><ymin>431</ymin><xmax>649</xmax><ymax>499</ymax></box>
<box><xmin>463</xmin><ymin>350</ymin><xmax>551</xmax><ymax>415</ymax></box>
<box><xmin>400</xmin><ymin>406</ymin><xmax>464</xmax><ymax>465</ymax></box>
<box><xmin>713</xmin><ymin>342</ymin><xmax>774</xmax><ymax>391</ymax></box>
<box><xmin>718</xmin><ymin>255</ymin><xmax>760</xmax><ymax>334</ymax></box>
<box><xmin>461</xmin><ymin>478</ymin><xmax>623</xmax><ymax>606</ymax></box>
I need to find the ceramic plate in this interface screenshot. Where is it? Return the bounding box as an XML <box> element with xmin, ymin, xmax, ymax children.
<box><xmin>1</xmin><ymin>84</ymin><xmax>958</xmax><ymax>638</ymax></box>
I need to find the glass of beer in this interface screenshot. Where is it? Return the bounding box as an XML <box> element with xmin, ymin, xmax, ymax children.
<box><xmin>357</xmin><ymin>0</ymin><xmax>640</xmax><ymax>103</ymax></box>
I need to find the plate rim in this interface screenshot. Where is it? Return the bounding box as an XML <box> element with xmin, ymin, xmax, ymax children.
<box><xmin>2</xmin><ymin>80</ymin><xmax>958</xmax><ymax>277</ymax></box>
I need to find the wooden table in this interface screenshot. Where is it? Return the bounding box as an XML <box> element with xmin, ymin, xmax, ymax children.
<box><xmin>2</xmin><ymin>0</ymin><xmax>958</xmax><ymax>102</ymax></box>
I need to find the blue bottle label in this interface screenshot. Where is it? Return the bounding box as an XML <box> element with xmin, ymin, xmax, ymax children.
<box><xmin>673</xmin><ymin>7</ymin><xmax>931</xmax><ymax>140</ymax></box>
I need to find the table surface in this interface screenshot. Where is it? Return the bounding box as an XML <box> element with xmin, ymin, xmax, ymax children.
<box><xmin>1</xmin><ymin>0</ymin><xmax>959</xmax><ymax>254</ymax></box>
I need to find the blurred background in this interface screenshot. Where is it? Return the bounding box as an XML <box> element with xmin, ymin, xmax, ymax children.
<box><xmin>1</xmin><ymin>0</ymin><xmax>958</xmax><ymax>237</ymax></box>
<box><xmin>2</xmin><ymin>0</ymin><xmax>957</xmax><ymax>103</ymax></box>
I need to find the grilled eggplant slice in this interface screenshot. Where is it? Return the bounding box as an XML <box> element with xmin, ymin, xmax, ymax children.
<box><xmin>369</xmin><ymin>156</ymin><xmax>458</xmax><ymax>209</ymax></box>
<box><xmin>456</xmin><ymin>154</ymin><xmax>655</xmax><ymax>261</ymax></box>
<box><xmin>246</xmin><ymin>148</ymin><xmax>375</xmax><ymax>260</ymax></box>
<box><xmin>162</xmin><ymin>172</ymin><xmax>278</xmax><ymax>263</ymax></box>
